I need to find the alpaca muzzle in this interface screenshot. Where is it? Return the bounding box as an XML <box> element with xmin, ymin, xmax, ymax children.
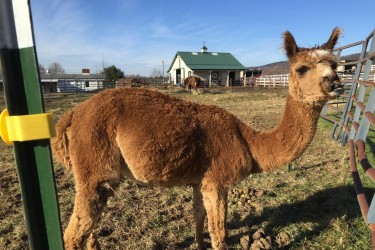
<box><xmin>324</xmin><ymin>74</ymin><xmax>344</xmax><ymax>98</ymax></box>
<box><xmin>327</xmin><ymin>75</ymin><xmax>344</xmax><ymax>97</ymax></box>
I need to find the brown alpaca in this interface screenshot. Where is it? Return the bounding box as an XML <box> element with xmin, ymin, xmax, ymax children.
<box><xmin>184</xmin><ymin>75</ymin><xmax>201</xmax><ymax>91</ymax></box>
<box><xmin>52</xmin><ymin>28</ymin><xmax>343</xmax><ymax>250</ymax></box>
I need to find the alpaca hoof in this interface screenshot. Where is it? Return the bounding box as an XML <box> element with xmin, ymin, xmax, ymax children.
<box><xmin>86</xmin><ymin>234</ymin><xmax>101</xmax><ymax>250</ymax></box>
<box><xmin>191</xmin><ymin>241</ymin><xmax>206</xmax><ymax>250</ymax></box>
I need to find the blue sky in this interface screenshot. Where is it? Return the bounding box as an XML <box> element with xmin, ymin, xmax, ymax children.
<box><xmin>30</xmin><ymin>0</ymin><xmax>375</xmax><ymax>76</ymax></box>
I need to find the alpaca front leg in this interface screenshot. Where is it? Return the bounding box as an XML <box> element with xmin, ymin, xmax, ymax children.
<box><xmin>64</xmin><ymin>181</ymin><xmax>117</xmax><ymax>250</ymax></box>
<box><xmin>201</xmin><ymin>184</ymin><xmax>229</xmax><ymax>250</ymax></box>
<box><xmin>64</xmin><ymin>190</ymin><xmax>98</xmax><ymax>250</ymax></box>
<box><xmin>193</xmin><ymin>185</ymin><xmax>206</xmax><ymax>249</ymax></box>
<box><xmin>86</xmin><ymin>232</ymin><xmax>101</xmax><ymax>250</ymax></box>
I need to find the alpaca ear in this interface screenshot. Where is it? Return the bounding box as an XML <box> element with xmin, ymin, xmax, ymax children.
<box><xmin>322</xmin><ymin>27</ymin><xmax>342</xmax><ymax>51</ymax></box>
<box><xmin>283</xmin><ymin>31</ymin><xmax>298</xmax><ymax>59</ymax></box>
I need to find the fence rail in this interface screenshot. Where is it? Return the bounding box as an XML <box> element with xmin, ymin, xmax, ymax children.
<box><xmin>254</xmin><ymin>72</ymin><xmax>374</xmax><ymax>88</ymax></box>
<box><xmin>255</xmin><ymin>74</ymin><xmax>289</xmax><ymax>87</ymax></box>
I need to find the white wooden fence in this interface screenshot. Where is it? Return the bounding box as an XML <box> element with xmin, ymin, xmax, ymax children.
<box><xmin>255</xmin><ymin>72</ymin><xmax>374</xmax><ymax>88</ymax></box>
<box><xmin>339</xmin><ymin>72</ymin><xmax>375</xmax><ymax>82</ymax></box>
<box><xmin>255</xmin><ymin>74</ymin><xmax>289</xmax><ymax>87</ymax></box>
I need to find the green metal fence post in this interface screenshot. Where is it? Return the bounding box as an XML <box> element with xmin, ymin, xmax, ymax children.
<box><xmin>0</xmin><ymin>1</ymin><xmax>64</xmax><ymax>249</ymax></box>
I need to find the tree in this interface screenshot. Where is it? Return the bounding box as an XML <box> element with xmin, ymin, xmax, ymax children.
<box><xmin>101</xmin><ymin>65</ymin><xmax>124</xmax><ymax>84</ymax></box>
<box><xmin>150</xmin><ymin>67</ymin><xmax>162</xmax><ymax>78</ymax></box>
<box><xmin>48</xmin><ymin>62</ymin><xmax>65</xmax><ymax>75</ymax></box>
<box><xmin>38</xmin><ymin>64</ymin><xmax>46</xmax><ymax>75</ymax></box>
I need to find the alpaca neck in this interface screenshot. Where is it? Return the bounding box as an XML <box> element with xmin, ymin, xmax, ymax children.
<box><xmin>243</xmin><ymin>94</ymin><xmax>324</xmax><ymax>172</ymax></box>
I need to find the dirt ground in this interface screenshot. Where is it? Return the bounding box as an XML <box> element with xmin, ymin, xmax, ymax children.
<box><xmin>0</xmin><ymin>87</ymin><xmax>372</xmax><ymax>249</ymax></box>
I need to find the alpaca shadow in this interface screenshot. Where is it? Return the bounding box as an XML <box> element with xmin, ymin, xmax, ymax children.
<box><xmin>227</xmin><ymin>184</ymin><xmax>375</xmax><ymax>248</ymax></box>
<box><xmin>174</xmin><ymin>185</ymin><xmax>373</xmax><ymax>249</ymax></box>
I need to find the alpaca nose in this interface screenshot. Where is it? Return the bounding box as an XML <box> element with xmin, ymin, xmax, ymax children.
<box><xmin>332</xmin><ymin>74</ymin><xmax>344</xmax><ymax>90</ymax></box>
<box><xmin>323</xmin><ymin>74</ymin><xmax>343</xmax><ymax>91</ymax></box>
<box><xmin>331</xmin><ymin>81</ymin><xmax>344</xmax><ymax>92</ymax></box>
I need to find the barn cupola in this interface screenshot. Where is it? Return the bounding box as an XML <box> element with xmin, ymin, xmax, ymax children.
<box><xmin>201</xmin><ymin>42</ymin><xmax>208</xmax><ymax>53</ymax></box>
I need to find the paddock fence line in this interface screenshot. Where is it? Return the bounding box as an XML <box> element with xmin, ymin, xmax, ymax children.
<box><xmin>254</xmin><ymin>72</ymin><xmax>374</xmax><ymax>89</ymax></box>
<box><xmin>320</xmin><ymin>28</ymin><xmax>375</xmax><ymax>249</ymax></box>
<box><xmin>255</xmin><ymin>74</ymin><xmax>289</xmax><ymax>87</ymax></box>
<box><xmin>38</xmin><ymin>78</ymin><xmax>170</xmax><ymax>94</ymax></box>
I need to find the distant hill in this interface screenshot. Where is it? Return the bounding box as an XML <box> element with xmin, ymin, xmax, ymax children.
<box><xmin>256</xmin><ymin>61</ymin><xmax>289</xmax><ymax>75</ymax></box>
<box><xmin>251</xmin><ymin>53</ymin><xmax>370</xmax><ymax>75</ymax></box>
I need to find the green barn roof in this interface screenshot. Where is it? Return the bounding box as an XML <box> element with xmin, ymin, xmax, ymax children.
<box><xmin>168</xmin><ymin>51</ymin><xmax>247</xmax><ymax>72</ymax></box>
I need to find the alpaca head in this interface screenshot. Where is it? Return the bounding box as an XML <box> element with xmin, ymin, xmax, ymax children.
<box><xmin>284</xmin><ymin>27</ymin><xmax>344</xmax><ymax>105</ymax></box>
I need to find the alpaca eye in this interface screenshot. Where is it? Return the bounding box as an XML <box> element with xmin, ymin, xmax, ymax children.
<box><xmin>296</xmin><ymin>66</ymin><xmax>309</xmax><ymax>75</ymax></box>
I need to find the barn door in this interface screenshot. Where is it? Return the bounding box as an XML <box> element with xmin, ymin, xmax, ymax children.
<box><xmin>229</xmin><ymin>71</ymin><xmax>235</xmax><ymax>85</ymax></box>
<box><xmin>176</xmin><ymin>69</ymin><xmax>181</xmax><ymax>84</ymax></box>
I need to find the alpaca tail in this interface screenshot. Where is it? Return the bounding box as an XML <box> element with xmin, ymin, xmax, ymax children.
<box><xmin>51</xmin><ymin>110</ymin><xmax>74</xmax><ymax>171</ymax></box>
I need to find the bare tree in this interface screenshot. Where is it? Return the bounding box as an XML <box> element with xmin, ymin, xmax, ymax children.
<box><xmin>150</xmin><ymin>67</ymin><xmax>162</xmax><ymax>78</ymax></box>
<box><xmin>39</xmin><ymin>64</ymin><xmax>46</xmax><ymax>75</ymax></box>
<box><xmin>127</xmin><ymin>74</ymin><xmax>142</xmax><ymax>78</ymax></box>
<box><xmin>48</xmin><ymin>62</ymin><xmax>65</xmax><ymax>75</ymax></box>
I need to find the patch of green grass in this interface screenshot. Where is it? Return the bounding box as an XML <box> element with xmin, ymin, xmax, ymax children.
<box><xmin>304</xmin><ymin>215</ymin><xmax>370</xmax><ymax>250</ymax></box>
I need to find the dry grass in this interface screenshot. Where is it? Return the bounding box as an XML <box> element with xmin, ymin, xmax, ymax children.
<box><xmin>0</xmin><ymin>87</ymin><xmax>372</xmax><ymax>249</ymax></box>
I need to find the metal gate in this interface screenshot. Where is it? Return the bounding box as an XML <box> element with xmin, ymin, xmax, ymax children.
<box><xmin>321</xmin><ymin>28</ymin><xmax>375</xmax><ymax>248</ymax></box>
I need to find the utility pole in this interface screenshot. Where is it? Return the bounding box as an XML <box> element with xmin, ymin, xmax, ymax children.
<box><xmin>162</xmin><ymin>60</ymin><xmax>165</xmax><ymax>84</ymax></box>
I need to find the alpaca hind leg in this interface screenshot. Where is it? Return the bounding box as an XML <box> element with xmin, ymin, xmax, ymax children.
<box><xmin>193</xmin><ymin>185</ymin><xmax>206</xmax><ymax>249</ymax></box>
<box><xmin>201</xmin><ymin>183</ymin><xmax>228</xmax><ymax>250</ymax></box>
<box><xmin>64</xmin><ymin>180</ymin><xmax>118</xmax><ymax>250</ymax></box>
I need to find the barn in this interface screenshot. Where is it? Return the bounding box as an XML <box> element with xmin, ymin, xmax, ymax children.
<box><xmin>168</xmin><ymin>45</ymin><xmax>247</xmax><ymax>87</ymax></box>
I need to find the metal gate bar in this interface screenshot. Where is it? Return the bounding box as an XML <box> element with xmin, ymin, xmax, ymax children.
<box><xmin>344</xmin><ymin>29</ymin><xmax>375</xmax><ymax>249</ymax></box>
